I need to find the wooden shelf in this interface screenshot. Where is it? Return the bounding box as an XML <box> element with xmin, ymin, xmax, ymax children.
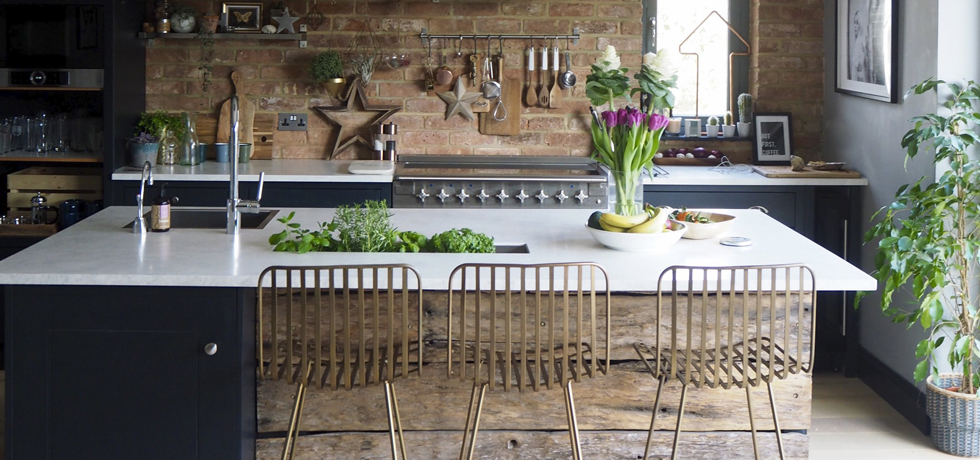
<box><xmin>0</xmin><ymin>151</ymin><xmax>103</xmax><ymax>164</ymax></box>
<box><xmin>139</xmin><ymin>32</ymin><xmax>307</xmax><ymax>48</ymax></box>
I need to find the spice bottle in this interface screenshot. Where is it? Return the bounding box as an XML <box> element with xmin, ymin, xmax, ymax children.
<box><xmin>151</xmin><ymin>185</ymin><xmax>171</xmax><ymax>232</ymax></box>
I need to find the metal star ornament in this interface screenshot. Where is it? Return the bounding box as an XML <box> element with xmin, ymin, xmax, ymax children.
<box><xmin>438</xmin><ymin>78</ymin><xmax>481</xmax><ymax>121</ymax></box>
<box><xmin>272</xmin><ymin>7</ymin><xmax>299</xmax><ymax>34</ymax></box>
<box><xmin>313</xmin><ymin>81</ymin><xmax>402</xmax><ymax>159</ymax></box>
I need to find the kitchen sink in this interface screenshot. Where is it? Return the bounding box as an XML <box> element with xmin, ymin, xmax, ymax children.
<box><xmin>125</xmin><ymin>209</ymin><xmax>279</xmax><ymax>229</ymax></box>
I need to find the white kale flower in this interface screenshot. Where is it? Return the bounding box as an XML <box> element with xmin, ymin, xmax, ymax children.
<box><xmin>595</xmin><ymin>45</ymin><xmax>621</xmax><ymax>72</ymax></box>
<box><xmin>643</xmin><ymin>49</ymin><xmax>677</xmax><ymax>78</ymax></box>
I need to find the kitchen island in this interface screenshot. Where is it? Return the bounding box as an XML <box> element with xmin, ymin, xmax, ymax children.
<box><xmin>0</xmin><ymin>206</ymin><xmax>874</xmax><ymax>459</ymax></box>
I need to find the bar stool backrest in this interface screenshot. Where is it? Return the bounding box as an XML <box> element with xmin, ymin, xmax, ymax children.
<box><xmin>447</xmin><ymin>262</ymin><xmax>611</xmax><ymax>392</ymax></box>
<box><xmin>646</xmin><ymin>264</ymin><xmax>816</xmax><ymax>389</ymax></box>
<box><xmin>257</xmin><ymin>264</ymin><xmax>423</xmax><ymax>391</ymax></box>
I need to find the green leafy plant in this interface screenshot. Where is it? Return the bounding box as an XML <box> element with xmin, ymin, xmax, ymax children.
<box><xmin>332</xmin><ymin>200</ymin><xmax>400</xmax><ymax>252</ymax></box>
<box><xmin>861</xmin><ymin>78</ymin><xmax>980</xmax><ymax>393</ymax></box>
<box><xmin>136</xmin><ymin>111</ymin><xmax>184</xmax><ymax>140</ymax></box>
<box><xmin>312</xmin><ymin>50</ymin><xmax>345</xmax><ymax>82</ymax></box>
<box><xmin>426</xmin><ymin>228</ymin><xmax>495</xmax><ymax>254</ymax></box>
<box><xmin>197</xmin><ymin>28</ymin><xmax>215</xmax><ymax>92</ymax></box>
<box><xmin>737</xmin><ymin>93</ymin><xmax>753</xmax><ymax>123</ymax></box>
<box><xmin>708</xmin><ymin>116</ymin><xmax>719</xmax><ymax>126</ymax></box>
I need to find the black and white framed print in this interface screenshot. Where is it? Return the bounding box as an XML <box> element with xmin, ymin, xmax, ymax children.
<box><xmin>753</xmin><ymin>113</ymin><xmax>793</xmax><ymax>166</ymax></box>
<box><xmin>835</xmin><ymin>0</ymin><xmax>898</xmax><ymax>102</ymax></box>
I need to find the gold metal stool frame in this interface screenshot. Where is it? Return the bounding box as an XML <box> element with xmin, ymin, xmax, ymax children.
<box><xmin>447</xmin><ymin>262</ymin><xmax>612</xmax><ymax>460</ymax></box>
<box><xmin>634</xmin><ymin>264</ymin><xmax>816</xmax><ymax>460</ymax></box>
<box><xmin>257</xmin><ymin>264</ymin><xmax>424</xmax><ymax>460</ymax></box>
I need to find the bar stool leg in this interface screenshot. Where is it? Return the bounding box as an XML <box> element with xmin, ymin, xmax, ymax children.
<box><xmin>669</xmin><ymin>384</ymin><xmax>689</xmax><ymax>460</ymax></box>
<box><xmin>745</xmin><ymin>385</ymin><xmax>760</xmax><ymax>460</ymax></box>
<box><xmin>384</xmin><ymin>381</ymin><xmax>408</xmax><ymax>460</ymax></box>
<box><xmin>766</xmin><ymin>381</ymin><xmax>786</xmax><ymax>460</ymax></box>
<box><xmin>642</xmin><ymin>374</ymin><xmax>667</xmax><ymax>460</ymax></box>
<box><xmin>563</xmin><ymin>380</ymin><xmax>583</xmax><ymax>460</ymax></box>
<box><xmin>459</xmin><ymin>383</ymin><xmax>488</xmax><ymax>460</ymax></box>
<box><xmin>282</xmin><ymin>361</ymin><xmax>314</xmax><ymax>460</ymax></box>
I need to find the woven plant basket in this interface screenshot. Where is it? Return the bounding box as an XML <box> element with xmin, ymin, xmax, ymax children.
<box><xmin>927</xmin><ymin>373</ymin><xmax>980</xmax><ymax>456</ymax></box>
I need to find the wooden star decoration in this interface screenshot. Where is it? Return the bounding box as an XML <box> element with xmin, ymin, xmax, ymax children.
<box><xmin>272</xmin><ymin>7</ymin><xmax>299</xmax><ymax>34</ymax></box>
<box><xmin>312</xmin><ymin>81</ymin><xmax>402</xmax><ymax>160</ymax></box>
<box><xmin>438</xmin><ymin>78</ymin><xmax>481</xmax><ymax>121</ymax></box>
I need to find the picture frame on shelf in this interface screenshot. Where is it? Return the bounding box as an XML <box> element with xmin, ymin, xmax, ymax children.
<box><xmin>752</xmin><ymin>113</ymin><xmax>793</xmax><ymax>166</ymax></box>
<box><xmin>834</xmin><ymin>0</ymin><xmax>898</xmax><ymax>103</ymax></box>
<box><xmin>222</xmin><ymin>2</ymin><xmax>262</xmax><ymax>33</ymax></box>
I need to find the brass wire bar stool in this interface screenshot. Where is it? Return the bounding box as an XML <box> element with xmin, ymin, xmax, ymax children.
<box><xmin>634</xmin><ymin>264</ymin><xmax>816</xmax><ymax>460</ymax></box>
<box><xmin>447</xmin><ymin>262</ymin><xmax>612</xmax><ymax>460</ymax></box>
<box><xmin>257</xmin><ymin>264</ymin><xmax>424</xmax><ymax>460</ymax></box>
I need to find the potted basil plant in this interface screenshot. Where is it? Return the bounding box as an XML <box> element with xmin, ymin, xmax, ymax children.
<box><xmin>863</xmin><ymin>77</ymin><xmax>980</xmax><ymax>456</ymax></box>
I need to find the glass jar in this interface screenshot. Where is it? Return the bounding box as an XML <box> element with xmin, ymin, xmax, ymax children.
<box><xmin>608</xmin><ymin>169</ymin><xmax>645</xmax><ymax>216</ymax></box>
<box><xmin>157</xmin><ymin>127</ymin><xmax>179</xmax><ymax>165</ymax></box>
<box><xmin>178</xmin><ymin>112</ymin><xmax>200</xmax><ymax>165</ymax></box>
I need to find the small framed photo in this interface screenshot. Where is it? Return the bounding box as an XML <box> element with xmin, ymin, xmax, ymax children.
<box><xmin>835</xmin><ymin>0</ymin><xmax>898</xmax><ymax>102</ymax></box>
<box><xmin>752</xmin><ymin>113</ymin><xmax>793</xmax><ymax>165</ymax></box>
<box><xmin>684</xmin><ymin>118</ymin><xmax>701</xmax><ymax>138</ymax></box>
<box><xmin>223</xmin><ymin>2</ymin><xmax>262</xmax><ymax>33</ymax></box>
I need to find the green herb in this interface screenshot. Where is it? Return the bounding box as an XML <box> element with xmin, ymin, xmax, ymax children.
<box><xmin>136</xmin><ymin>111</ymin><xmax>184</xmax><ymax>140</ymax></box>
<box><xmin>426</xmin><ymin>228</ymin><xmax>495</xmax><ymax>254</ymax></box>
<box><xmin>332</xmin><ymin>200</ymin><xmax>399</xmax><ymax>252</ymax></box>
<box><xmin>268</xmin><ymin>212</ymin><xmax>334</xmax><ymax>254</ymax></box>
<box><xmin>311</xmin><ymin>51</ymin><xmax>345</xmax><ymax>82</ymax></box>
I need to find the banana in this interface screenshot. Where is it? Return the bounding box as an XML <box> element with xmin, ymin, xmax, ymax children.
<box><xmin>599</xmin><ymin>212</ymin><xmax>649</xmax><ymax>229</ymax></box>
<box><xmin>599</xmin><ymin>219</ymin><xmax>628</xmax><ymax>232</ymax></box>
<box><xmin>628</xmin><ymin>207</ymin><xmax>670</xmax><ymax>233</ymax></box>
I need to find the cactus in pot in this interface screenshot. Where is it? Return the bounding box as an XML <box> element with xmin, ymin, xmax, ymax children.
<box><xmin>737</xmin><ymin>93</ymin><xmax>753</xmax><ymax>137</ymax></box>
<box><xmin>722</xmin><ymin>111</ymin><xmax>736</xmax><ymax>137</ymax></box>
<box><xmin>705</xmin><ymin>115</ymin><xmax>720</xmax><ymax>137</ymax></box>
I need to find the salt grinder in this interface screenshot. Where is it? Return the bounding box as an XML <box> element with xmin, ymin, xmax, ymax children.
<box><xmin>382</xmin><ymin>122</ymin><xmax>397</xmax><ymax>162</ymax></box>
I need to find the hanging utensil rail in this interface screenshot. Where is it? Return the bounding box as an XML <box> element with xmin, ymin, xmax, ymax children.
<box><xmin>420</xmin><ymin>28</ymin><xmax>580</xmax><ymax>46</ymax></box>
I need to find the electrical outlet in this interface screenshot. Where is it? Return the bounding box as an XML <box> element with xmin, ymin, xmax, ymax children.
<box><xmin>278</xmin><ymin>113</ymin><xmax>308</xmax><ymax>131</ymax></box>
<box><xmin>299</xmin><ymin>24</ymin><xmax>307</xmax><ymax>33</ymax></box>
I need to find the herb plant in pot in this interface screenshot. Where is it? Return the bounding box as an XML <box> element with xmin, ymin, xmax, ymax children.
<box><xmin>312</xmin><ymin>50</ymin><xmax>346</xmax><ymax>99</ymax></box>
<box><xmin>136</xmin><ymin>111</ymin><xmax>184</xmax><ymax>165</ymax></box>
<box><xmin>863</xmin><ymin>78</ymin><xmax>980</xmax><ymax>457</ymax></box>
<box><xmin>126</xmin><ymin>132</ymin><xmax>159</xmax><ymax>168</ymax></box>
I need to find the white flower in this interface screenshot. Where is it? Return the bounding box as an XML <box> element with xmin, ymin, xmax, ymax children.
<box><xmin>643</xmin><ymin>49</ymin><xmax>677</xmax><ymax>78</ymax></box>
<box><xmin>596</xmin><ymin>45</ymin><xmax>621</xmax><ymax>72</ymax></box>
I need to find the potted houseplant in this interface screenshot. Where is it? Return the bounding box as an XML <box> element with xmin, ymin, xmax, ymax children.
<box><xmin>312</xmin><ymin>50</ymin><xmax>346</xmax><ymax>99</ymax></box>
<box><xmin>200</xmin><ymin>7</ymin><xmax>220</xmax><ymax>34</ymax></box>
<box><xmin>136</xmin><ymin>111</ymin><xmax>184</xmax><ymax>165</ymax></box>
<box><xmin>863</xmin><ymin>77</ymin><xmax>980</xmax><ymax>456</ymax></box>
<box><xmin>705</xmin><ymin>116</ymin><xmax>720</xmax><ymax>137</ymax></box>
<box><xmin>722</xmin><ymin>111</ymin><xmax>736</xmax><ymax>138</ymax></box>
<box><xmin>737</xmin><ymin>93</ymin><xmax>752</xmax><ymax>137</ymax></box>
<box><xmin>126</xmin><ymin>132</ymin><xmax>159</xmax><ymax>167</ymax></box>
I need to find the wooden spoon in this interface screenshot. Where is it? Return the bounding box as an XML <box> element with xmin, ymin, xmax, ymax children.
<box><xmin>537</xmin><ymin>45</ymin><xmax>550</xmax><ymax>107</ymax></box>
<box><xmin>524</xmin><ymin>46</ymin><xmax>538</xmax><ymax>108</ymax></box>
<box><xmin>549</xmin><ymin>45</ymin><xmax>561</xmax><ymax>108</ymax></box>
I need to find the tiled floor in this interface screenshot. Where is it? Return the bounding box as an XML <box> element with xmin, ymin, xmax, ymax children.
<box><xmin>0</xmin><ymin>371</ymin><xmax>963</xmax><ymax>458</ymax></box>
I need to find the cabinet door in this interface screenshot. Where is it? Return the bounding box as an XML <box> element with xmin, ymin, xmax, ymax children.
<box><xmin>6</xmin><ymin>286</ymin><xmax>255</xmax><ymax>460</ymax></box>
<box><xmin>249</xmin><ymin>182</ymin><xmax>392</xmax><ymax>207</ymax></box>
<box><xmin>117</xmin><ymin>181</ymin><xmax>244</xmax><ymax>207</ymax></box>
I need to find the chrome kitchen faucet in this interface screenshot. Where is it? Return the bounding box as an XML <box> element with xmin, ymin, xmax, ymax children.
<box><xmin>227</xmin><ymin>95</ymin><xmax>265</xmax><ymax>234</ymax></box>
<box><xmin>132</xmin><ymin>160</ymin><xmax>153</xmax><ymax>234</ymax></box>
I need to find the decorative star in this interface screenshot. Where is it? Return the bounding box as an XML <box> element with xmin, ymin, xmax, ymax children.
<box><xmin>272</xmin><ymin>7</ymin><xmax>299</xmax><ymax>34</ymax></box>
<box><xmin>312</xmin><ymin>81</ymin><xmax>402</xmax><ymax>160</ymax></box>
<box><xmin>437</xmin><ymin>78</ymin><xmax>481</xmax><ymax>121</ymax></box>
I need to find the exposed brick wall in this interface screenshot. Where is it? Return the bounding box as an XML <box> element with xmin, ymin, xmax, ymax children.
<box><xmin>144</xmin><ymin>0</ymin><xmax>825</xmax><ymax>162</ymax></box>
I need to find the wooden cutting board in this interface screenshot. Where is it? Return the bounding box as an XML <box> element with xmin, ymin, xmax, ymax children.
<box><xmin>752</xmin><ymin>165</ymin><xmax>862</xmax><ymax>178</ymax></box>
<box><xmin>479</xmin><ymin>56</ymin><xmax>521</xmax><ymax>136</ymax></box>
<box><xmin>197</xmin><ymin>113</ymin><xmax>273</xmax><ymax>160</ymax></box>
<box><xmin>216</xmin><ymin>70</ymin><xmax>255</xmax><ymax>146</ymax></box>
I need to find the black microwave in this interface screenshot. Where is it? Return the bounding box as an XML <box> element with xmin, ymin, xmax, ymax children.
<box><xmin>0</xmin><ymin>4</ymin><xmax>105</xmax><ymax>72</ymax></box>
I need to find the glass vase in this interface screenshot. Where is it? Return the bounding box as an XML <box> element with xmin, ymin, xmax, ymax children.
<box><xmin>609</xmin><ymin>169</ymin><xmax>644</xmax><ymax>216</ymax></box>
<box><xmin>157</xmin><ymin>128</ymin><xmax>178</xmax><ymax>165</ymax></box>
<box><xmin>178</xmin><ymin>112</ymin><xmax>200</xmax><ymax>165</ymax></box>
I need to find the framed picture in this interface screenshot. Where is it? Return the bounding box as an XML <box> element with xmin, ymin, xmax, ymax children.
<box><xmin>835</xmin><ymin>0</ymin><xmax>898</xmax><ymax>102</ymax></box>
<box><xmin>752</xmin><ymin>113</ymin><xmax>793</xmax><ymax>166</ymax></box>
<box><xmin>222</xmin><ymin>2</ymin><xmax>262</xmax><ymax>33</ymax></box>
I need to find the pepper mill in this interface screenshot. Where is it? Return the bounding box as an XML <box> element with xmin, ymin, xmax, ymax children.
<box><xmin>382</xmin><ymin>122</ymin><xmax>397</xmax><ymax>162</ymax></box>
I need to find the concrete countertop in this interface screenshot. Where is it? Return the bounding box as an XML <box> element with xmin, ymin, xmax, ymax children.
<box><xmin>0</xmin><ymin>206</ymin><xmax>875</xmax><ymax>291</ymax></box>
<box><xmin>645</xmin><ymin>165</ymin><xmax>869</xmax><ymax>186</ymax></box>
<box><xmin>111</xmin><ymin>159</ymin><xmax>392</xmax><ymax>183</ymax></box>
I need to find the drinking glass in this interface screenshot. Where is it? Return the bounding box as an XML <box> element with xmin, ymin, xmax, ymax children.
<box><xmin>33</xmin><ymin>112</ymin><xmax>48</xmax><ymax>153</ymax></box>
<box><xmin>0</xmin><ymin>119</ymin><xmax>10</xmax><ymax>154</ymax></box>
<box><xmin>50</xmin><ymin>113</ymin><xmax>70</xmax><ymax>153</ymax></box>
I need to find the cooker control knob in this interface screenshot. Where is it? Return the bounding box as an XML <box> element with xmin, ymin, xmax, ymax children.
<box><xmin>456</xmin><ymin>189</ymin><xmax>469</xmax><ymax>203</ymax></box>
<box><xmin>555</xmin><ymin>190</ymin><xmax>568</xmax><ymax>203</ymax></box>
<box><xmin>516</xmin><ymin>190</ymin><xmax>529</xmax><ymax>203</ymax></box>
<box><xmin>575</xmin><ymin>190</ymin><xmax>589</xmax><ymax>203</ymax></box>
<box><xmin>436</xmin><ymin>189</ymin><xmax>450</xmax><ymax>203</ymax></box>
<box><xmin>496</xmin><ymin>189</ymin><xmax>510</xmax><ymax>202</ymax></box>
<box><xmin>535</xmin><ymin>190</ymin><xmax>549</xmax><ymax>203</ymax></box>
<box><xmin>417</xmin><ymin>189</ymin><xmax>429</xmax><ymax>202</ymax></box>
<box><xmin>476</xmin><ymin>189</ymin><xmax>490</xmax><ymax>202</ymax></box>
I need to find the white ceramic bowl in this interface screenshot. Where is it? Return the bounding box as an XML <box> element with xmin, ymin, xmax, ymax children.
<box><xmin>670</xmin><ymin>212</ymin><xmax>736</xmax><ymax>240</ymax></box>
<box><xmin>586</xmin><ymin>222</ymin><xmax>687</xmax><ymax>252</ymax></box>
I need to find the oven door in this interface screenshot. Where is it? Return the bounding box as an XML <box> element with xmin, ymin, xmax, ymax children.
<box><xmin>0</xmin><ymin>4</ymin><xmax>105</xmax><ymax>69</ymax></box>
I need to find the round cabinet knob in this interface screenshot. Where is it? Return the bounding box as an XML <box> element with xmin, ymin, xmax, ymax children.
<box><xmin>456</xmin><ymin>189</ymin><xmax>470</xmax><ymax>203</ymax></box>
<box><xmin>555</xmin><ymin>190</ymin><xmax>569</xmax><ymax>203</ymax></box>
<box><xmin>496</xmin><ymin>189</ymin><xmax>510</xmax><ymax>202</ymax></box>
<box><xmin>535</xmin><ymin>190</ymin><xmax>549</xmax><ymax>203</ymax></box>
<box><xmin>476</xmin><ymin>189</ymin><xmax>490</xmax><ymax>202</ymax></box>
<box><xmin>516</xmin><ymin>190</ymin><xmax>529</xmax><ymax>203</ymax></box>
<box><xmin>416</xmin><ymin>189</ymin><xmax>429</xmax><ymax>203</ymax></box>
<box><xmin>575</xmin><ymin>190</ymin><xmax>589</xmax><ymax>204</ymax></box>
<box><xmin>436</xmin><ymin>189</ymin><xmax>450</xmax><ymax>203</ymax></box>
<box><xmin>204</xmin><ymin>343</ymin><xmax>218</xmax><ymax>355</ymax></box>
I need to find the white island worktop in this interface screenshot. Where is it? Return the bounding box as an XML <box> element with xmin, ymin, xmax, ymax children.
<box><xmin>0</xmin><ymin>206</ymin><xmax>875</xmax><ymax>291</ymax></box>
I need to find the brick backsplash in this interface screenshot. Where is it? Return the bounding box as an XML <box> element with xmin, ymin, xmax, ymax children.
<box><xmin>145</xmin><ymin>0</ymin><xmax>824</xmax><ymax>162</ymax></box>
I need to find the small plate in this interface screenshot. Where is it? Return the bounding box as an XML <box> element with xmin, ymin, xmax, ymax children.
<box><xmin>807</xmin><ymin>161</ymin><xmax>845</xmax><ymax>171</ymax></box>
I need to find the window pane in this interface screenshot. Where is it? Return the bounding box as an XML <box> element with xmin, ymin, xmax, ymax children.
<box><xmin>657</xmin><ymin>1</ymin><xmax>730</xmax><ymax>116</ymax></box>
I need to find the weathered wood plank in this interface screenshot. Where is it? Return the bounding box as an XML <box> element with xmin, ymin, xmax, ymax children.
<box><xmin>255</xmin><ymin>430</ymin><xmax>808</xmax><ymax>460</ymax></box>
<box><xmin>257</xmin><ymin>362</ymin><xmax>811</xmax><ymax>432</ymax></box>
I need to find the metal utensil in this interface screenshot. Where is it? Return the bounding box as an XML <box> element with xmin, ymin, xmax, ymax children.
<box><xmin>492</xmin><ymin>54</ymin><xmax>507</xmax><ymax>121</ymax></box>
<box><xmin>559</xmin><ymin>50</ymin><xmax>576</xmax><ymax>89</ymax></box>
<box><xmin>435</xmin><ymin>49</ymin><xmax>453</xmax><ymax>85</ymax></box>
<box><xmin>481</xmin><ymin>39</ymin><xmax>501</xmax><ymax>99</ymax></box>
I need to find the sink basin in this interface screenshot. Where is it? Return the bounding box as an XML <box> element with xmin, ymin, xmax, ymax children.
<box><xmin>125</xmin><ymin>209</ymin><xmax>279</xmax><ymax>230</ymax></box>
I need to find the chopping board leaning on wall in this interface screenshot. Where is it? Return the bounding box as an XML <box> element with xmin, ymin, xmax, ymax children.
<box><xmin>217</xmin><ymin>70</ymin><xmax>255</xmax><ymax>148</ymax></box>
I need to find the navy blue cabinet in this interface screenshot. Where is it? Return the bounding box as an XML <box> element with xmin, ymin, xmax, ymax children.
<box><xmin>114</xmin><ymin>181</ymin><xmax>392</xmax><ymax>208</ymax></box>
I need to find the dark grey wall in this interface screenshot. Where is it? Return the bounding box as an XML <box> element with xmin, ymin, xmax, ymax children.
<box><xmin>822</xmin><ymin>0</ymin><xmax>938</xmax><ymax>385</ymax></box>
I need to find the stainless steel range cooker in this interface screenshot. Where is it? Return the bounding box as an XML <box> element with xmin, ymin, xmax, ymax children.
<box><xmin>393</xmin><ymin>155</ymin><xmax>608</xmax><ymax>209</ymax></box>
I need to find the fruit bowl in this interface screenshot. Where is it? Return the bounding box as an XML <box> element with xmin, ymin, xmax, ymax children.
<box><xmin>669</xmin><ymin>212</ymin><xmax>736</xmax><ymax>240</ymax></box>
<box><xmin>585</xmin><ymin>222</ymin><xmax>686</xmax><ymax>252</ymax></box>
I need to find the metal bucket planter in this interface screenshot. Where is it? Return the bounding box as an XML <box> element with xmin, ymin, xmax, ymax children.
<box><xmin>927</xmin><ymin>373</ymin><xmax>980</xmax><ymax>456</ymax></box>
<box><xmin>128</xmin><ymin>142</ymin><xmax>158</xmax><ymax>168</ymax></box>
